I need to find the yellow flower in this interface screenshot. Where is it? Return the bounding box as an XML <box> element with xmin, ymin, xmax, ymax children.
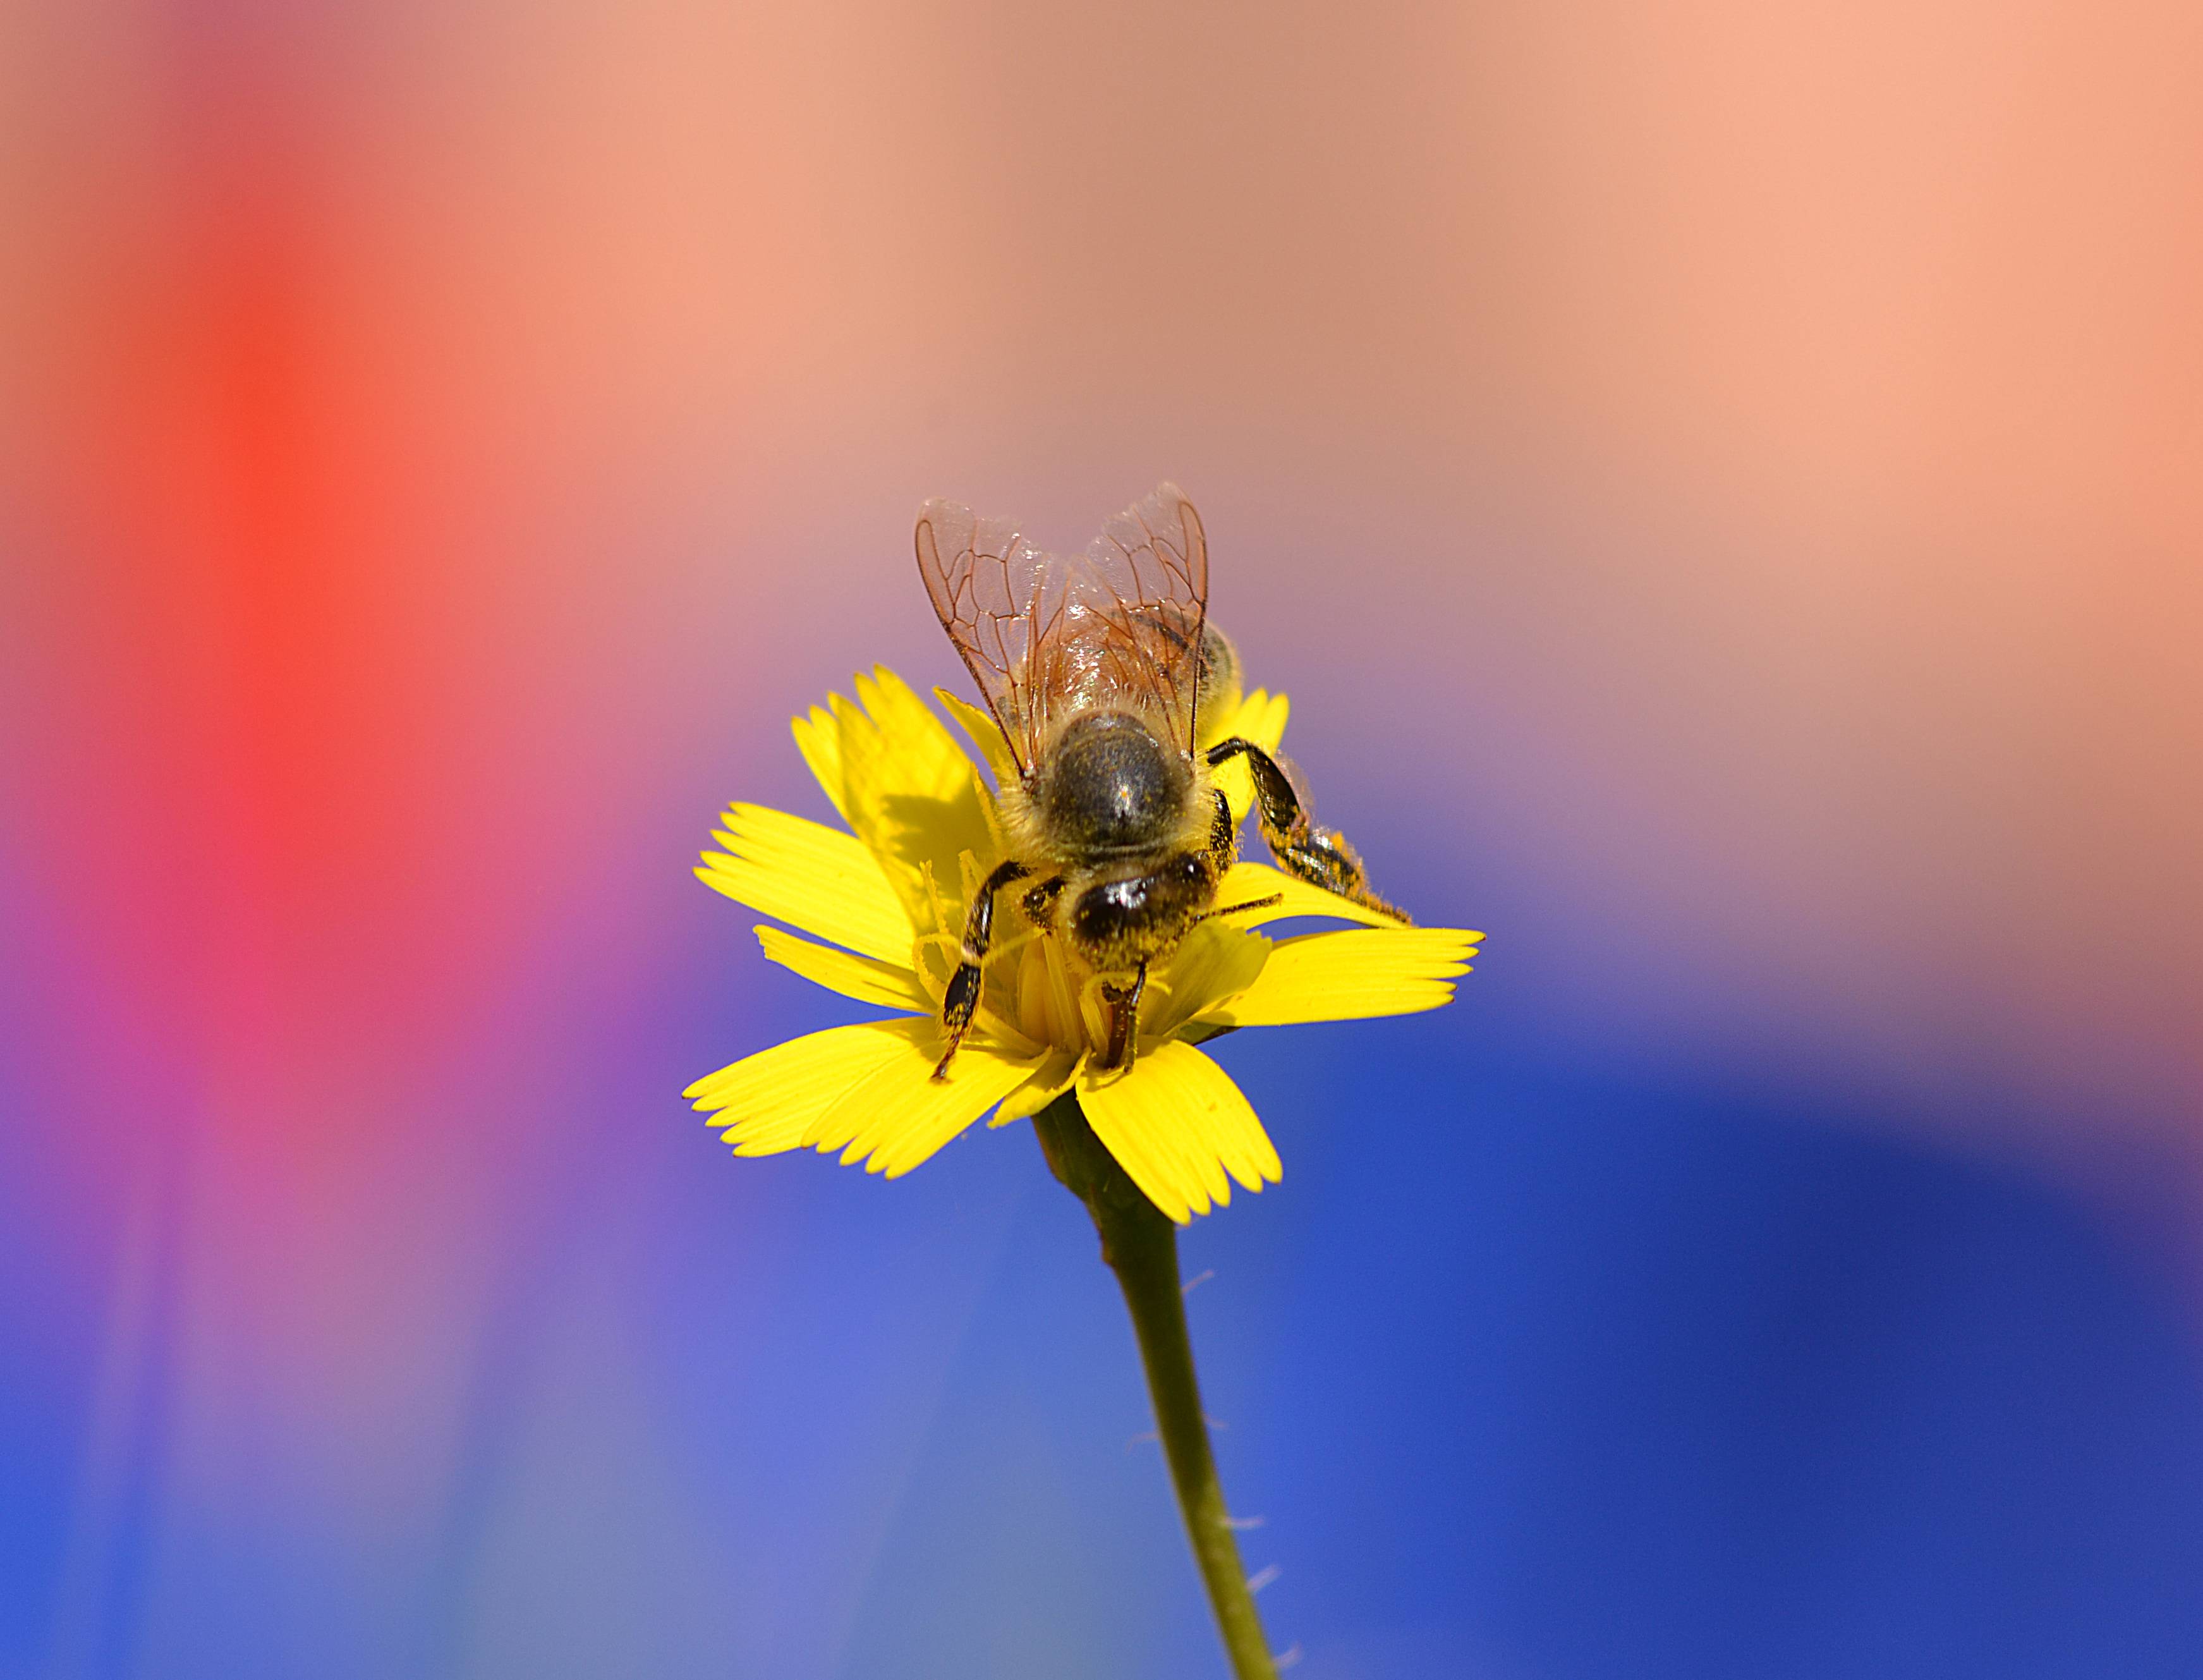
<box><xmin>683</xmin><ymin>668</ymin><xmax>1484</xmax><ymax>1222</ymax></box>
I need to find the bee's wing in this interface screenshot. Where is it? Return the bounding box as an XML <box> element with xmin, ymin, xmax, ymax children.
<box><xmin>917</xmin><ymin>482</ymin><xmax>1211</xmax><ymax>771</ymax></box>
<box><xmin>1069</xmin><ymin>482</ymin><xmax>1211</xmax><ymax>756</ymax></box>
<box><xmin>914</xmin><ymin>497</ymin><xmax>1074</xmax><ymax>776</ymax></box>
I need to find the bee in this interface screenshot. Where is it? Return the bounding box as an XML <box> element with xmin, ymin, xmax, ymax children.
<box><xmin>916</xmin><ymin>482</ymin><xmax>1406</xmax><ymax>1080</ymax></box>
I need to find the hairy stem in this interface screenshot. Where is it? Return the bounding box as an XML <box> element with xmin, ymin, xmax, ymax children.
<box><xmin>1033</xmin><ymin>1093</ymin><xmax>1278</xmax><ymax>1680</ymax></box>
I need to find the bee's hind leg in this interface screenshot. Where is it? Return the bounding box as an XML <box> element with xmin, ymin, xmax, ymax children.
<box><xmin>1207</xmin><ymin>737</ymin><xmax>1410</xmax><ymax>922</ymax></box>
<box><xmin>933</xmin><ymin>858</ymin><xmax>1031</xmax><ymax>1081</ymax></box>
<box><xmin>1098</xmin><ymin>958</ymin><xmax>1150</xmax><ymax>1073</ymax></box>
<box><xmin>1198</xmin><ymin>787</ymin><xmax>1284</xmax><ymax>918</ymax></box>
<box><xmin>1208</xmin><ymin>788</ymin><xmax>1237</xmax><ymax>867</ymax></box>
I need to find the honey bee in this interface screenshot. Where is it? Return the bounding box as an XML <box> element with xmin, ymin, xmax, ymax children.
<box><xmin>916</xmin><ymin>482</ymin><xmax>1406</xmax><ymax>1079</ymax></box>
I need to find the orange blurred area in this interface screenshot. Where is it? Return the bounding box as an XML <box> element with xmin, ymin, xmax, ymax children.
<box><xmin>3</xmin><ymin>0</ymin><xmax>2198</xmax><ymax>1166</ymax></box>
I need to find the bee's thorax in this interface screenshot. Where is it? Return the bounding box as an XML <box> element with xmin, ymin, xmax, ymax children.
<box><xmin>1031</xmin><ymin>710</ymin><xmax>1191</xmax><ymax>857</ymax></box>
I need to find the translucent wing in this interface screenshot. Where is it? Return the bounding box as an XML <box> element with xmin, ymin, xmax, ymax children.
<box><xmin>914</xmin><ymin>499</ymin><xmax>1070</xmax><ymax>774</ymax></box>
<box><xmin>915</xmin><ymin>482</ymin><xmax>1211</xmax><ymax>773</ymax></box>
<box><xmin>1069</xmin><ymin>482</ymin><xmax>1210</xmax><ymax>757</ymax></box>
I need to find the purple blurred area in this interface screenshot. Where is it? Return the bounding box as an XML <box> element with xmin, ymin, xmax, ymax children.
<box><xmin>3</xmin><ymin>1</ymin><xmax>2200</xmax><ymax>1675</ymax></box>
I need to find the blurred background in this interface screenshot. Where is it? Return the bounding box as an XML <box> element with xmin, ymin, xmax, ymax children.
<box><xmin>4</xmin><ymin>0</ymin><xmax>2201</xmax><ymax>1674</ymax></box>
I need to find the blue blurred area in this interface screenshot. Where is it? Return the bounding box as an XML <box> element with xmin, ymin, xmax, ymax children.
<box><xmin>727</xmin><ymin>1029</ymin><xmax>2203</xmax><ymax>1679</ymax></box>
<box><xmin>640</xmin><ymin>748</ymin><xmax>2203</xmax><ymax>1679</ymax></box>
<box><xmin>6</xmin><ymin>733</ymin><xmax>2202</xmax><ymax>1679</ymax></box>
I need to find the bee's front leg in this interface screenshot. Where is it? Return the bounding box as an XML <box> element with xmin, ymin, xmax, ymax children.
<box><xmin>1207</xmin><ymin>737</ymin><xmax>1409</xmax><ymax>922</ymax></box>
<box><xmin>933</xmin><ymin>858</ymin><xmax>1031</xmax><ymax>1081</ymax></box>
<box><xmin>1096</xmin><ymin>956</ymin><xmax>1150</xmax><ymax>1073</ymax></box>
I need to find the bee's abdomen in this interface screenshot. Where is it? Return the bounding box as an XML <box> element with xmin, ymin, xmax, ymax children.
<box><xmin>1069</xmin><ymin>852</ymin><xmax>1213</xmax><ymax>965</ymax></box>
<box><xmin>1037</xmin><ymin>710</ymin><xmax>1191</xmax><ymax>855</ymax></box>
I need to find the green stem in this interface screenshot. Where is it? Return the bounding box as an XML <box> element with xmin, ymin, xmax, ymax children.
<box><xmin>1033</xmin><ymin>1093</ymin><xmax>1278</xmax><ymax>1680</ymax></box>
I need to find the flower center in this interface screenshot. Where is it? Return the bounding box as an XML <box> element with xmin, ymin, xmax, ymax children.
<box><xmin>911</xmin><ymin>906</ymin><xmax>1129</xmax><ymax>1063</ymax></box>
<box><xmin>1006</xmin><ymin>932</ymin><xmax>1110</xmax><ymax>1057</ymax></box>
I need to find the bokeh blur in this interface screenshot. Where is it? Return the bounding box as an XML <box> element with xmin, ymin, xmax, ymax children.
<box><xmin>5</xmin><ymin>1</ymin><xmax>2201</xmax><ymax>1675</ymax></box>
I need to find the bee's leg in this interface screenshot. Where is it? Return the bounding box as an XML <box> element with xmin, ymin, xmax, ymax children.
<box><xmin>1203</xmin><ymin>892</ymin><xmax>1284</xmax><ymax>922</ymax></box>
<box><xmin>1208</xmin><ymin>788</ymin><xmax>1238</xmax><ymax>867</ymax></box>
<box><xmin>933</xmin><ymin>858</ymin><xmax>1032</xmax><ymax>1081</ymax></box>
<box><xmin>1019</xmin><ymin>874</ymin><xmax>1067</xmax><ymax>929</ymax></box>
<box><xmin>1191</xmin><ymin>788</ymin><xmax>1284</xmax><ymax>918</ymax></box>
<box><xmin>1098</xmin><ymin>957</ymin><xmax>1150</xmax><ymax>1072</ymax></box>
<box><xmin>1206</xmin><ymin>737</ymin><xmax>1410</xmax><ymax>922</ymax></box>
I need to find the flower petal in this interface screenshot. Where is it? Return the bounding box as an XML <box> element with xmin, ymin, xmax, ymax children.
<box><xmin>935</xmin><ymin>686</ymin><xmax>1022</xmax><ymax>791</ymax></box>
<box><xmin>1199</xmin><ymin>927</ymin><xmax>1482</xmax><ymax>1028</ymax></box>
<box><xmin>1207</xmin><ymin>689</ymin><xmax>1289</xmax><ymax>824</ymax></box>
<box><xmin>806</xmin><ymin>1033</ymin><xmax>1037</xmax><ymax>1176</ymax></box>
<box><xmin>698</xmin><ymin>803</ymin><xmax>913</xmax><ymax>963</ymax></box>
<box><xmin>791</xmin><ymin>705</ymin><xmax>849</xmax><ymax>823</ymax></box>
<box><xmin>1079</xmin><ymin>1042</ymin><xmax>1281</xmax><ymax>1224</ymax></box>
<box><xmin>832</xmin><ymin>669</ymin><xmax>998</xmax><ymax>932</ymax></box>
<box><xmin>992</xmin><ymin>1047</ymin><xmax>1084</xmax><ymax>1128</ymax></box>
<box><xmin>1142</xmin><ymin>920</ymin><xmax>1270</xmax><ymax>1041</ymax></box>
<box><xmin>755</xmin><ymin>925</ymin><xmax>930</xmax><ymax>1012</ymax></box>
<box><xmin>684</xmin><ymin>1019</ymin><xmax>928</xmax><ymax>1155</ymax></box>
<box><xmin>1215</xmin><ymin>860</ymin><xmax>1414</xmax><ymax>930</ymax></box>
